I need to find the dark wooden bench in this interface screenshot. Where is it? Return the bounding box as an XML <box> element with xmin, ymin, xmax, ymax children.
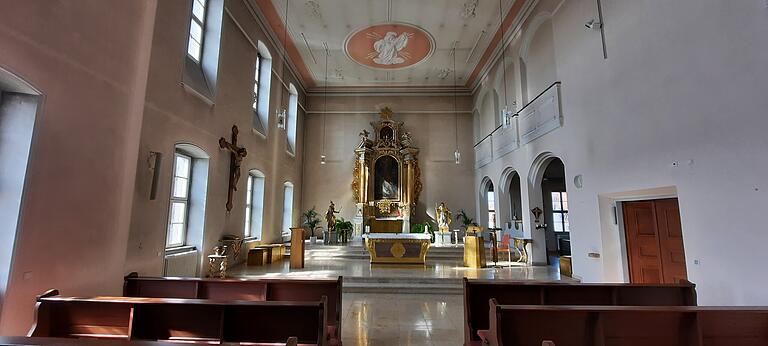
<box><xmin>463</xmin><ymin>279</ymin><xmax>697</xmax><ymax>345</ymax></box>
<box><xmin>486</xmin><ymin>300</ymin><xmax>768</xmax><ymax>346</ymax></box>
<box><xmin>123</xmin><ymin>273</ymin><xmax>342</xmax><ymax>345</ymax></box>
<box><xmin>29</xmin><ymin>289</ymin><xmax>327</xmax><ymax>345</ymax></box>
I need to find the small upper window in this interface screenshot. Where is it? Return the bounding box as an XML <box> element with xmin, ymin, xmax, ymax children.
<box><xmin>286</xmin><ymin>84</ymin><xmax>298</xmax><ymax>154</ymax></box>
<box><xmin>187</xmin><ymin>0</ymin><xmax>208</xmax><ymax>62</ymax></box>
<box><xmin>252</xmin><ymin>54</ymin><xmax>261</xmax><ymax>111</ymax></box>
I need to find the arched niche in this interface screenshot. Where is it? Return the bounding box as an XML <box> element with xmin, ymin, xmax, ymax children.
<box><xmin>373</xmin><ymin>155</ymin><xmax>400</xmax><ymax>200</ymax></box>
<box><xmin>478</xmin><ymin>89</ymin><xmax>500</xmax><ymax>134</ymax></box>
<box><xmin>519</xmin><ymin>12</ymin><xmax>557</xmax><ymax>101</ymax></box>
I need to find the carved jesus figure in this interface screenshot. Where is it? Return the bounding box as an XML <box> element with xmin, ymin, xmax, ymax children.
<box><xmin>373</xmin><ymin>32</ymin><xmax>412</xmax><ymax>65</ymax></box>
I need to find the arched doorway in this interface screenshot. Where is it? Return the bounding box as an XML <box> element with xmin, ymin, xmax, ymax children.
<box><xmin>507</xmin><ymin>172</ymin><xmax>523</xmax><ymax>232</ymax></box>
<box><xmin>540</xmin><ymin>158</ymin><xmax>569</xmax><ymax>265</ymax></box>
<box><xmin>479</xmin><ymin>177</ymin><xmax>497</xmax><ymax>230</ymax></box>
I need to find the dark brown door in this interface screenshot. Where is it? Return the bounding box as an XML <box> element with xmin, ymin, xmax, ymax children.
<box><xmin>622</xmin><ymin>198</ymin><xmax>688</xmax><ymax>284</ymax></box>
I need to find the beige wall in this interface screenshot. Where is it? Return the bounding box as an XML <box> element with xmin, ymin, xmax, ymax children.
<box><xmin>125</xmin><ymin>0</ymin><xmax>307</xmax><ymax>276</ymax></box>
<box><xmin>301</xmin><ymin>94</ymin><xmax>476</xmax><ymax>229</ymax></box>
<box><xmin>0</xmin><ymin>0</ymin><xmax>157</xmax><ymax>334</ymax></box>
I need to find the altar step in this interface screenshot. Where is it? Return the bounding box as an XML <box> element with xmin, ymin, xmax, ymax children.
<box><xmin>342</xmin><ymin>277</ymin><xmax>463</xmax><ymax>295</ymax></box>
<box><xmin>286</xmin><ymin>243</ymin><xmax>498</xmax><ymax>261</ymax></box>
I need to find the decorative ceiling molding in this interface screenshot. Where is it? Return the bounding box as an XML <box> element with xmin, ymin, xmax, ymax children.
<box><xmin>464</xmin><ymin>0</ymin><xmax>530</xmax><ymax>88</ymax></box>
<box><xmin>306</xmin><ymin>85</ymin><xmax>472</xmax><ymax>97</ymax></box>
<box><xmin>250</xmin><ymin>0</ymin><xmax>317</xmax><ymax>88</ymax></box>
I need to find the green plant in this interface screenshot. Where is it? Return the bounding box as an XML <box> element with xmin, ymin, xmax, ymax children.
<box><xmin>302</xmin><ymin>206</ymin><xmax>321</xmax><ymax>238</ymax></box>
<box><xmin>335</xmin><ymin>217</ymin><xmax>354</xmax><ymax>243</ymax></box>
<box><xmin>410</xmin><ymin>222</ymin><xmax>436</xmax><ymax>243</ymax></box>
<box><xmin>455</xmin><ymin>209</ymin><xmax>478</xmax><ymax>229</ymax></box>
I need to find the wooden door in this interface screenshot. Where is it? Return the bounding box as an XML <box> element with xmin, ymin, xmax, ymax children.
<box><xmin>622</xmin><ymin>199</ymin><xmax>687</xmax><ymax>284</ymax></box>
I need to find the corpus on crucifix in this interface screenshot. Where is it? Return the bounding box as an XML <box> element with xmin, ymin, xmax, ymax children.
<box><xmin>219</xmin><ymin>125</ymin><xmax>247</xmax><ymax>212</ymax></box>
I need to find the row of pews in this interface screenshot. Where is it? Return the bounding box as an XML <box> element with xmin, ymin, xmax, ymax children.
<box><xmin>27</xmin><ymin>273</ymin><xmax>343</xmax><ymax>345</ymax></box>
<box><xmin>463</xmin><ymin>278</ymin><xmax>768</xmax><ymax>346</ymax></box>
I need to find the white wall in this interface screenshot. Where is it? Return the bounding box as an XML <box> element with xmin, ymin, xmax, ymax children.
<box><xmin>472</xmin><ymin>0</ymin><xmax>768</xmax><ymax>305</ymax></box>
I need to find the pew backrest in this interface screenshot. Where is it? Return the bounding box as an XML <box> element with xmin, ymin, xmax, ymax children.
<box><xmin>29</xmin><ymin>290</ymin><xmax>327</xmax><ymax>345</ymax></box>
<box><xmin>123</xmin><ymin>273</ymin><xmax>342</xmax><ymax>338</ymax></box>
<box><xmin>463</xmin><ymin>279</ymin><xmax>697</xmax><ymax>345</ymax></box>
<box><xmin>487</xmin><ymin>301</ymin><xmax>768</xmax><ymax>346</ymax></box>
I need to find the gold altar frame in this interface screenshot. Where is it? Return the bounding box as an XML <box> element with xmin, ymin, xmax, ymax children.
<box><xmin>365</xmin><ymin>238</ymin><xmax>430</xmax><ymax>264</ymax></box>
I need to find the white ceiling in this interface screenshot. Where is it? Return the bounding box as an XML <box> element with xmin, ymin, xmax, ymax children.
<box><xmin>270</xmin><ymin>0</ymin><xmax>516</xmax><ymax>88</ymax></box>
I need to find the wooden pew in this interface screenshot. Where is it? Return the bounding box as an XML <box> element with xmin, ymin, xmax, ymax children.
<box><xmin>123</xmin><ymin>273</ymin><xmax>343</xmax><ymax>345</ymax></box>
<box><xmin>29</xmin><ymin>289</ymin><xmax>328</xmax><ymax>345</ymax></box>
<box><xmin>487</xmin><ymin>300</ymin><xmax>768</xmax><ymax>346</ymax></box>
<box><xmin>463</xmin><ymin>279</ymin><xmax>697</xmax><ymax>345</ymax></box>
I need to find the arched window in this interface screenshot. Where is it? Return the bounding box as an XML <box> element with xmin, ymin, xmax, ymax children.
<box><xmin>244</xmin><ymin>170</ymin><xmax>265</xmax><ymax>239</ymax></box>
<box><xmin>281</xmin><ymin>182</ymin><xmax>295</xmax><ymax>234</ymax></box>
<box><xmin>253</xmin><ymin>41</ymin><xmax>272</xmax><ymax>135</ymax></box>
<box><xmin>286</xmin><ymin>84</ymin><xmax>298</xmax><ymax>154</ymax></box>
<box><xmin>487</xmin><ymin>183</ymin><xmax>497</xmax><ymax>229</ymax></box>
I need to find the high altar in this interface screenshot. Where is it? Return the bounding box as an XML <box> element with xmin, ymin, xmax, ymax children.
<box><xmin>353</xmin><ymin>108</ymin><xmax>429</xmax><ymax>264</ymax></box>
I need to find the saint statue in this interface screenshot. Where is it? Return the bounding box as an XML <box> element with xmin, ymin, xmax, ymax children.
<box><xmin>373</xmin><ymin>32</ymin><xmax>413</xmax><ymax>65</ymax></box>
<box><xmin>326</xmin><ymin>201</ymin><xmax>340</xmax><ymax>233</ymax></box>
<box><xmin>436</xmin><ymin>202</ymin><xmax>452</xmax><ymax>233</ymax></box>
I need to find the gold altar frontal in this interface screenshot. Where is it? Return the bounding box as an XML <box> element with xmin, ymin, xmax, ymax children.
<box><xmin>364</xmin><ymin>233</ymin><xmax>431</xmax><ymax>264</ymax></box>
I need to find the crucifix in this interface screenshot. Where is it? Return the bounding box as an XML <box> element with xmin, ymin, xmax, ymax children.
<box><xmin>219</xmin><ymin>125</ymin><xmax>247</xmax><ymax>212</ymax></box>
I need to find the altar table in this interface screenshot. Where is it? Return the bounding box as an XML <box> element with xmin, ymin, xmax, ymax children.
<box><xmin>363</xmin><ymin>233</ymin><xmax>431</xmax><ymax>264</ymax></box>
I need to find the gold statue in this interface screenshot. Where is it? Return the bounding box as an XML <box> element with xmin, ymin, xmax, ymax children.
<box><xmin>436</xmin><ymin>202</ymin><xmax>452</xmax><ymax>233</ymax></box>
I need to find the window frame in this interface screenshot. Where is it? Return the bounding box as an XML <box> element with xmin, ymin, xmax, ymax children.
<box><xmin>252</xmin><ymin>54</ymin><xmax>261</xmax><ymax>111</ymax></box>
<box><xmin>186</xmin><ymin>0</ymin><xmax>209</xmax><ymax>63</ymax></box>
<box><xmin>551</xmin><ymin>191</ymin><xmax>570</xmax><ymax>233</ymax></box>
<box><xmin>281</xmin><ymin>183</ymin><xmax>294</xmax><ymax>234</ymax></box>
<box><xmin>167</xmin><ymin>153</ymin><xmax>193</xmax><ymax>248</ymax></box>
<box><xmin>244</xmin><ymin>174</ymin><xmax>253</xmax><ymax>238</ymax></box>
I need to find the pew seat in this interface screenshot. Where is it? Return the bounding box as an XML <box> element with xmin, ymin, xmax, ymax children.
<box><xmin>29</xmin><ymin>289</ymin><xmax>328</xmax><ymax>345</ymax></box>
<box><xmin>463</xmin><ymin>279</ymin><xmax>697</xmax><ymax>345</ymax></box>
<box><xmin>124</xmin><ymin>273</ymin><xmax>342</xmax><ymax>345</ymax></box>
<box><xmin>486</xmin><ymin>301</ymin><xmax>768</xmax><ymax>346</ymax></box>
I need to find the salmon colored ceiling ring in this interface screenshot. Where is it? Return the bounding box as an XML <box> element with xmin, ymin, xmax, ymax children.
<box><xmin>344</xmin><ymin>22</ymin><xmax>435</xmax><ymax>71</ymax></box>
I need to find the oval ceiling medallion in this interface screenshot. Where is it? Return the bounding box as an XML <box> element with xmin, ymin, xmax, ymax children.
<box><xmin>344</xmin><ymin>22</ymin><xmax>435</xmax><ymax>70</ymax></box>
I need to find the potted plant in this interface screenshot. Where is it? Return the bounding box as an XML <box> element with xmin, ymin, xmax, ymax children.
<box><xmin>456</xmin><ymin>209</ymin><xmax>478</xmax><ymax>234</ymax></box>
<box><xmin>335</xmin><ymin>217</ymin><xmax>354</xmax><ymax>244</ymax></box>
<box><xmin>302</xmin><ymin>206</ymin><xmax>321</xmax><ymax>244</ymax></box>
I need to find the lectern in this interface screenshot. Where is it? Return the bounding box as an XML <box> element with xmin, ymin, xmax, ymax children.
<box><xmin>290</xmin><ymin>227</ymin><xmax>305</xmax><ymax>269</ymax></box>
<box><xmin>463</xmin><ymin>226</ymin><xmax>486</xmax><ymax>268</ymax></box>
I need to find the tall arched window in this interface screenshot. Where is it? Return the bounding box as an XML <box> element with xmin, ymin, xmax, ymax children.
<box><xmin>253</xmin><ymin>41</ymin><xmax>272</xmax><ymax>135</ymax></box>
<box><xmin>281</xmin><ymin>182</ymin><xmax>295</xmax><ymax>234</ymax></box>
<box><xmin>286</xmin><ymin>84</ymin><xmax>298</xmax><ymax>154</ymax></box>
<box><xmin>244</xmin><ymin>170</ymin><xmax>265</xmax><ymax>239</ymax></box>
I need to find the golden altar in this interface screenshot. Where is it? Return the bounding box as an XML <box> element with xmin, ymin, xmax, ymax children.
<box><xmin>352</xmin><ymin>107</ymin><xmax>421</xmax><ymax>234</ymax></box>
<box><xmin>364</xmin><ymin>233</ymin><xmax>431</xmax><ymax>264</ymax></box>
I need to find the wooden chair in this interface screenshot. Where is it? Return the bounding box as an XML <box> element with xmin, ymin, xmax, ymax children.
<box><xmin>497</xmin><ymin>234</ymin><xmax>513</xmax><ymax>264</ymax></box>
<box><xmin>463</xmin><ymin>279</ymin><xmax>698</xmax><ymax>346</ymax></box>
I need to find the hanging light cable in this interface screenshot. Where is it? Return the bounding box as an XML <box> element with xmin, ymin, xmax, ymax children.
<box><xmin>321</xmin><ymin>42</ymin><xmax>329</xmax><ymax>165</ymax></box>
<box><xmin>498</xmin><ymin>0</ymin><xmax>513</xmax><ymax>128</ymax></box>
<box><xmin>276</xmin><ymin>0</ymin><xmax>290</xmax><ymax>129</ymax></box>
<box><xmin>452</xmin><ymin>42</ymin><xmax>461</xmax><ymax>165</ymax></box>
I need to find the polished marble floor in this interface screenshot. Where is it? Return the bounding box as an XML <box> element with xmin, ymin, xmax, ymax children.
<box><xmin>229</xmin><ymin>244</ymin><xmax>568</xmax><ymax>345</ymax></box>
<box><xmin>341</xmin><ymin>293</ymin><xmax>463</xmax><ymax>346</ymax></box>
<box><xmin>229</xmin><ymin>245</ymin><xmax>564</xmax><ymax>281</ymax></box>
